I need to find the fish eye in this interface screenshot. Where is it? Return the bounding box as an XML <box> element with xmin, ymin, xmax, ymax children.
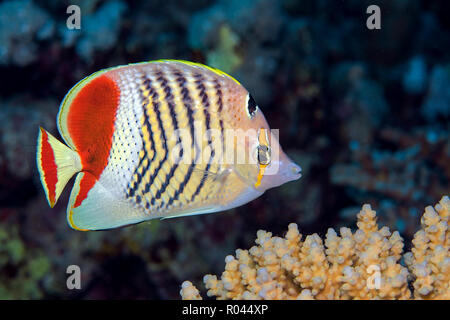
<box><xmin>246</xmin><ymin>94</ymin><xmax>258</xmax><ymax>119</ymax></box>
<box><xmin>257</xmin><ymin>145</ymin><xmax>271</xmax><ymax>165</ymax></box>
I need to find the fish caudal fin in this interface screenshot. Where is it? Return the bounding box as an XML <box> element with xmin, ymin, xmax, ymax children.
<box><xmin>36</xmin><ymin>127</ymin><xmax>82</xmax><ymax>208</ymax></box>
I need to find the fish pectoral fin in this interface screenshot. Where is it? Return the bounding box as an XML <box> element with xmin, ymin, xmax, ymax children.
<box><xmin>67</xmin><ymin>172</ymin><xmax>149</xmax><ymax>231</ymax></box>
<box><xmin>191</xmin><ymin>167</ymin><xmax>231</xmax><ymax>185</ymax></box>
<box><xmin>160</xmin><ymin>168</ymin><xmax>232</xmax><ymax>220</ymax></box>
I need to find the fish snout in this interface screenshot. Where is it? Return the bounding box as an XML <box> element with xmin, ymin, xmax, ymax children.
<box><xmin>257</xmin><ymin>156</ymin><xmax>302</xmax><ymax>191</ymax></box>
<box><xmin>283</xmin><ymin>161</ymin><xmax>302</xmax><ymax>181</ymax></box>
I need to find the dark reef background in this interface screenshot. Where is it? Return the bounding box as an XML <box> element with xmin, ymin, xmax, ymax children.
<box><xmin>0</xmin><ymin>0</ymin><xmax>448</xmax><ymax>299</ymax></box>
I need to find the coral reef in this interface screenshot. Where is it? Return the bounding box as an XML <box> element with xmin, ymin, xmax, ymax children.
<box><xmin>59</xmin><ymin>0</ymin><xmax>127</xmax><ymax>62</ymax></box>
<box><xmin>188</xmin><ymin>0</ymin><xmax>285</xmax><ymax>105</ymax></box>
<box><xmin>331</xmin><ymin>127</ymin><xmax>449</xmax><ymax>238</ymax></box>
<box><xmin>0</xmin><ymin>98</ymin><xmax>56</xmax><ymax>180</ymax></box>
<box><xmin>205</xmin><ymin>24</ymin><xmax>242</xmax><ymax>74</ymax></box>
<box><xmin>181</xmin><ymin>196</ymin><xmax>449</xmax><ymax>300</ymax></box>
<box><xmin>0</xmin><ymin>224</ymin><xmax>50</xmax><ymax>299</ymax></box>
<box><xmin>0</xmin><ymin>0</ymin><xmax>54</xmax><ymax>66</ymax></box>
<box><xmin>404</xmin><ymin>197</ymin><xmax>449</xmax><ymax>299</ymax></box>
<box><xmin>402</xmin><ymin>55</ymin><xmax>427</xmax><ymax>95</ymax></box>
<box><xmin>421</xmin><ymin>64</ymin><xmax>450</xmax><ymax>121</ymax></box>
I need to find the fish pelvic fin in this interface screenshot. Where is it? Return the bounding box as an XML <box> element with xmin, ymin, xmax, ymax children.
<box><xmin>36</xmin><ymin>127</ymin><xmax>82</xmax><ymax>208</ymax></box>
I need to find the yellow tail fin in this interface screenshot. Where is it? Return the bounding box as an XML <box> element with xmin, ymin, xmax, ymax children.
<box><xmin>36</xmin><ymin>127</ymin><xmax>82</xmax><ymax>207</ymax></box>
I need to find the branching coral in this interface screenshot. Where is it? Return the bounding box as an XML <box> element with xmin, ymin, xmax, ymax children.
<box><xmin>181</xmin><ymin>196</ymin><xmax>449</xmax><ymax>300</ymax></box>
<box><xmin>404</xmin><ymin>197</ymin><xmax>449</xmax><ymax>299</ymax></box>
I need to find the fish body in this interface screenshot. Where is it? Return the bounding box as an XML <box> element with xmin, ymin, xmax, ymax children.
<box><xmin>36</xmin><ymin>60</ymin><xmax>301</xmax><ymax>231</ymax></box>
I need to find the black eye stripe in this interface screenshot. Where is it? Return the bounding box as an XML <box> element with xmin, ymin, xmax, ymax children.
<box><xmin>247</xmin><ymin>94</ymin><xmax>257</xmax><ymax>118</ymax></box>
<box><xmin>257</xmin><ymin>145</ymin><xmax>270</xmax><ymax>165</ymax></box>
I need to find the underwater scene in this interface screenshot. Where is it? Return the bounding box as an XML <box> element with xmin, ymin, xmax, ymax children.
<box><xmin>0</xmin><ymin>0</ymin><xmax>448</xmax><ymax>300</ymax></box>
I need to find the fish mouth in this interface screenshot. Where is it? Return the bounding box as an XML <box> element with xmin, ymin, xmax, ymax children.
<box><xmin>257</xmin><ymin>158</ymin><xmax>302</xmax><ymax>191</ymax></box>
<box><xmin>276</xmin><ymin>160</ymin><xmax>302</xmax><ymax>184</ymax></box>
<box><xmin>285</xmin><ymin>161</ymin><xmax>302</xmax><ymax>181</ymax></box>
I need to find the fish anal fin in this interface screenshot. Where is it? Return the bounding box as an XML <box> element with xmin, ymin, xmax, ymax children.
<box><xmin>161</xmin><ymin>206</ymin><xmax>220</xmax><ymax>220</ymax></box>
<box><xmin>67</xmin><ymin>172</ymin><xmax>149</xmax><ymax>231</ymax></box>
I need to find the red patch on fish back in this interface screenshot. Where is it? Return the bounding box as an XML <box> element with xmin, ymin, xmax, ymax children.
<box><xmin>40</xmin><ymin>128</ymin><xmax>58</xmax><ymax>206</ymax></box>
<box><xmin>67</xmin><ymin>75</ymin><xmax>120</xmax><ymax>207</ymax></box>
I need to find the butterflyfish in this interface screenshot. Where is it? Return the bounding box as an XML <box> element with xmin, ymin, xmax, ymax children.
<box><xmin>36</xmin><ymin>60</ymin><xmax>301</xmax><ymax>231</ymax></box>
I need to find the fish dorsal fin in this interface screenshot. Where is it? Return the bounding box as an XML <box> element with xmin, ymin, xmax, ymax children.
<box><xmin>153</xmin><ymin>59</ymin><xmax>241</xmax><ymax>85</ymax></box>
<box><xmin>67</xmin><ymin>172</ymin><xmax>149</xmax><ymax>231</ymax></box>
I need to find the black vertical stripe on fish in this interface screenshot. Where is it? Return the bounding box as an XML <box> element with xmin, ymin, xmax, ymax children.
<box><xmin>190</xmin><ymin>163</ymin><xmax>211</xmax><ymax>202</ymax></box>
<box><xmin>190</xmin><ymin>73</ymin><xmax>214</xmax><ymax>203</ymax></box>
<box><xmin>127</xmin><ymin>77</ymin><xmax>157</xmax><ymax>198</ymax></box>
<box><xmin>167</xmin><ymin>160</ymin><xmax>196</xmax><ymax>207</ymax></box>
<box><xmin>153</xmin><ymin>72</ymin><xmax>182</xmax><ymax>205</ymax></box>
<box><xmin>219</xmin><ymin>119</ymin><xmax>225</xmax><ymax>164</ymax></box>
<box><xmin>214</xmin><ymin>79</ymin><xmax>224</xmax><ymax>113</ymax></box>
<box><xmin>127</xmin><ymin>107</ymin><xmax>146</xmax><ymax>197</ymax></box>
<box><xmin>166</xmin><ymin>69</ymin><xmax>199</xmax><ymax>206</ymax></box>
<box><xmin>213</xmin><ymin>79</ymin><xmax>225</xmax><ymax>161</ymax></box>
<box><xmin>138</xmin><ymin>98</ymin><xmax>158</xmax><ymax>198</ymax></box>
<box><xmin>142</xmin><ymin>77</ymin><xmax>158</xmax><ymax>164</ymax></box>
<box><xmin>129</xmin><ymin>77</ymin><xmax>158</xmax><ymax>197</ymax></box>
<box><xmin>141</xmin><ymin>74</ymin><xmax>169</xmax><ymax>208</ymax></box>
<box><xmin>175</xmin><ymin>71</ymin><xmax>196</xmax><ymax>151</ymax></box>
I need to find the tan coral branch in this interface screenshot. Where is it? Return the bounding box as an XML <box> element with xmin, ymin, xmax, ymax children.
<box><xmin>181</xmin><ymin>196</ymin><xmax>449</xmax><ymax>300</ymax></box>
